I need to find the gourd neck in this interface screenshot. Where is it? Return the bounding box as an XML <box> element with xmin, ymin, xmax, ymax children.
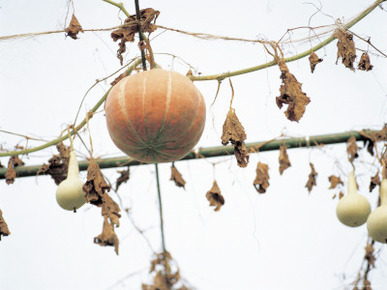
<box><xmin>347</xmin><ymin>171</ymin><xmax>358</xmax><ymax>195</ymax></box>
<box><xmin>380</xmin><ymin>179</ymin><xmax>387</xmax><ymax>206</ymax></box>
<box><xmin>67</xmin><ymin>151</ymin><xmax>80</xmax><ymax>179</ymax></box>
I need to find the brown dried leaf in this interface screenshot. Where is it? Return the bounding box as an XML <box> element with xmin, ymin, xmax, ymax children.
<box><xmin>94</xmin><ymin>216</ymin><xmax>119</xmax><ymax>255</ymax></box>
<box><xmin>362</xmin><ymin>279</ymin><xmax>371</xmax><ymax>290</ymax></box>
<box><xmin>253</xmin><ymin>162</ymin><xmax>270</xmax><ymax>194</ymax></box>
<box><xmin>364</xmin><ymin>242</ymin><xmax>375</xmax><ymax>268</ymax></box>
<box><xmin>65</xmin><ymin>14</ymin><xmax>83</xmax><ymax>40</ymax></box>
<box><xmin>279</xmin><ymin>145</ymin><xmax>291</xmax><ymax>175</ymax></box>
<box><xmin>334</xmin><ymin>29</ymin><xmax>356</xmax><ymax>71</ymax></box>
<box><xmin>305</xmin><ymin>163</ymin><xmax>318</xmax><ymax>193</ymax></box>
<box><xmin>170</xmin><ymin>165</ymin><xmax>186</xmax><ymax>189</ymax></box>
<box><xmin>115</xmin><ymin>168</ymin><xmax>130</xmax><ymax>191</ymax></box>
<box><xmin>83</xmin><ymin>158</ymin><xmax>111</xmax><ymax>206</ymax></box>
<box><xmin>5</xmin><ymin>156</ymin><xmax>24</xmax><ymax>184</ymax></box>
<box><xmin>276</xmin><ymin>59</ymin><xmax>310</xmax><ymax>122</ymax></box>
<box><xmin>369</xmin><ymin>172</ymin><xmax>380</xmax><ymax>192</ymax></box>
<box><xmin>339</xmin><ymin>191</ymin><xmax>344</xmax><ymax>199</ymax></box>
<box><xmin>206</xmin><ymin>180</ymin><xmax>224</xmax><ymax>211</ymax></box>
<box><xmin>309</xmin><ymin>51</ymin><xmax>323</xmax><ymax>73</ymax></box>
<box><xmin>111</xmin><ymin>8</ymin><xmax>160</xmax><ymax>65</ymax></box>
<box><xmin>0</xmin><ymin>209</ymin><xmax>11</xmax><ymax>240</ymax></box>
<box><xmin>221</xmin><ymin>108</ymin><xmax>249</xmax><ymax>167</ymax></box>
<box><xmin>347</xmin><ymin>136</ymin><xmax>359</xmax><ymax>163</ymax></box>
<box><xmin>358</xmin><ymin>52</ymin><xmax>373</xmax><ymax>71</ymax></box>
<box><xmin>328</xmin><ymin>175</ymin><xmax>344</xmax><ymax>189</ymax></box>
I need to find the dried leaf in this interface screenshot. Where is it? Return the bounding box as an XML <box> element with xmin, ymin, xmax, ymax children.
<box><xmin>305</xmin><ymin>163</ymin><xmax>318</xmax><ymax>193</ymax></box>
<box><xmin>360</xmin><ymin>125</ymin><xmax>387</xmax><ymax>157</ymax></box>
<box><xmin>362</xmin><ymin>279</ymin><xmax>371</xmax><ymax>290</ymax></box>
<box><xmin>369</xmin><ymin>172</ymin><xmax>380</xmax><ymax>192</ymax></box>
<box><xmin>253</xmin><ymin>162</ymin><xmax>270</xmax><ymax>193</ymax></box>
<box><xmin>206</xmin><ymin>180</ymin><xmax>224</xmax><ymax>211</ymax></box>
<box><xmin>358</xmin><ymin>52</ymin><xmax>373</xmax><ymax>71</ymax></box>
<box><xmin>276</xmin><ymin>59</ymin><xmax>310</xmax><ymax>122</ymax></box>
<box><xmin>309</xmin><ymin>51</ymin><xmax>323</xmax><ymax>73</ymax></box>
<box><xmin>328</xmin><ymin>175</ymin><xmax>343</xmax><ymax>189</ymax></box>
<box><xmin>170</xmin><ymin>165</ymin><xmax>186</xmax><ymax>189</ymax></box>
<box><xmin>279</xmin><ymin>145</ymin><xmax>291</xmax><ymax>175</ymax></box>
<box><xmin>0</xmin><ymin>209</ymin><xmax>11</xmax><ymax>240</ymax></box>
<box><xmin>334</xmin><ymin>29</ymin><xmax>356</xmax><ymax>71</ymax></box>
<box><xmin>65</xmin><ymin>14</ymin><xmax>83</xmax><ymax>40</ymax></box>
<box><xmin>83</xmin><ymin>158</ymin><xmax>111</xmax><ymax>206</ymax></box>
<box><xmin>339</xmin><ymin>191</ymin><xmax>344</xmax><ymax>199</ymax></box>
<box><xmin>364</xmin><ymin>242</ymin><xmax>375</xmax><ymax>268</ymax></box>
<box><xmin>94</xmin><ymin>216</ymin><xmax>119</xmax><ymax>255</ymax></box>
<box><xmin>347</xmin><ymin>136</ymin><xmax>359</xmax><ymax>163</ymax></box>
<box><xmin>115</xmin><ymin>168</ymin><xmax>130</xmax><ymax>191</ymax></box>
<box><xmin>221</xmin><ymin>108</ymin><xmax>249</xmax><ymax>167</ymax></box>
<box><xmin>5</xmin><ymin>156</ymin><xmax>24</xmax><ymax>184</ymax></box>
<box><xmin>111</xmin><ymin>8</ymin><xmax>160</xmax><ymax>65</ymax></box>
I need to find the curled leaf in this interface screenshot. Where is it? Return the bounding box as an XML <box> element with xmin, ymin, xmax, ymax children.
<box><xmin>369</xmin><ymin>172</ymin><xmax>380</xmax><ymax>192</ymax></box>
<box><xmin>276</xmin><ymin>59</ymin><xmax>310</xmax><ymax>122</ymax></box>
<box><xmin>347</xmin><ymin>136</ymin><xmax>359</xmax><ymax>163</ymax></box>
<box><xmin>5</xmin><ymin>156</ymin><xmax>24</xmax><ymax>184</ymax></box>
<box><xmin>83</xmin><ymin>158</ymin><xmax>111</xmax><ymax>206</ymax></box>
<box><xmin>334</xmin><ymin>29</ymin><xmax>356</xmax><ymax>71</ymax></box>
<box><xmin>358</xmin><ymin>52</ymin><xmax>373</xmax><ymax>71</ymax></box>
<box><xmin>65</xmin><ymin>14</ymin><xmax>83</xmax><ymax>40</ymax></box>
<box><xmin>305</xmin><ymin>163</ymin><xmax>318</xmax><ymax>193</ymax></box>
<box><xmin>115</xmin><ymin>168</ymin><xmax>130</xmax><ymax>191</ymax></box>
<box><xmin>0</xmin><ymin>209</ymin><xmax>11</xmax><ymax>240</ymax></box>
<box><xmin>279</xmin><ymin>144</ymin><xmax>291</xmax><ymax>175</ymax></box>
<box><xmin>206</xmin><ymin>181</ymin><xmax>224</xmax><ymax>211</ymax></box>
<box><xmin>170</xmin><ymin>164</ymin><xmax>186</xmax><ymax>189</ymax></box>
<box><xmin>94</xmin><ymin>216</ymin><xmax>119</xmax><ymax>255</ymax></box>
<box><xmin>253</xmin><ymin>162</ymin><xmax>270</xmax><ymax>194</ymax></box>
<box><xmin>309</xmin><ymin>51</ymin><xmax>323</xmax><ymax>73</ymax></box>
<box><xmin>221</xmin><ymin>108</ymin><xmax>249</xmax><ymax>167</ymax></box>
<box><xmin>328</xmin><ymin>175</ymin><xmax>343</xmax><ymax>189</ymax></box>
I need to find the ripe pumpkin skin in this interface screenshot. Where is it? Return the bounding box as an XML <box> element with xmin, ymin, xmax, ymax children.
<box><xmin>105</xmin><ymin>69</ymin><xmax>206</xmax><ymax>163</ymax></box>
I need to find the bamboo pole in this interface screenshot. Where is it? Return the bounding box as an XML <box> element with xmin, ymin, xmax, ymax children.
<box><xmin>0</xmin><ymin>130</ymin><xmax>378</xmax><ymax>179</ymax></box>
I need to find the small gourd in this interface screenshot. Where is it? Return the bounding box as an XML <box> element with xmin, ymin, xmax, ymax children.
<box><xmin>336</xmin><ymin>171</ymin><xmax>371</xmax><ymax>227</ymax></box>
<box><xmin>56</xmin><ymin>150</ymin><xmax>86</xmax><ymax>211</ymax></box>
<box><xmin>367</xmin><ymin>179</ymin><xmax>387</xmax><ymax>243</ymax></box>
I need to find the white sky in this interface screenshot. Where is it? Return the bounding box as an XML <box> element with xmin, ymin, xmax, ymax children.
<box><xmin>0</xmin><ymin>0</ymin><xmax>387</xmax><ymax>289</ymax></box>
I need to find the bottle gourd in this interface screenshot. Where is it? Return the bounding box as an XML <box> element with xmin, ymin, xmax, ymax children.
<box><xmin>367</xmin><ymin>179</ymin><xmax>387</xmax><ymax>243</ymax></box>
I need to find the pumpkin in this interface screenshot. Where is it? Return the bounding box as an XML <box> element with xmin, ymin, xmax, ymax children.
<box><xmin>105</xmin><ymin>69</ymin><xmax>206</xmax><ymax>163</ymax></box>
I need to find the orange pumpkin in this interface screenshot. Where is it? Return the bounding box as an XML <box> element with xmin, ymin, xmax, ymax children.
<box><xmin>105</xmin><ymin>69</ymin><xmax>206</xmax><ymax>163</ymax></box>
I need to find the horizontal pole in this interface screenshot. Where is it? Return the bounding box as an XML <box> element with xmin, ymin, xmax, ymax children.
<box><xmin>0</xmin><ymin>130</ymin><xmax>376</xmax><ymax>180</ymax></box>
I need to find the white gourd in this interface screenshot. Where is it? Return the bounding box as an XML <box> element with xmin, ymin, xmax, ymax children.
<box><xmin>56</xmin><ymin>150</ymin><xmax>86</xmax><ymax>211</ymax></box>
<box><xmin>367</xmin><ymin>179</ymin><xmax>387</xmax><ymax>243</ymax></box>
<box><xmin>336</xmin><ymin>171</ymin><xmax>371</xmax><ymax>227</ymax></box>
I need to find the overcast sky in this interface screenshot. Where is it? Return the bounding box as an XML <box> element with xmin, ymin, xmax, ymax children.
<box><xmin>1</xmin><ymin>0</ymin><xmax>387</xmax><ymax>289</ymax></box>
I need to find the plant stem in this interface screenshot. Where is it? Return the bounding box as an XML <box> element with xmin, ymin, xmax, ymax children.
<box><xmin>155</xmin><ymin>163</ymin><xmax>166</xmax><ymax>253</ymax></box>
<box><xmin>190</xmin><ymin>0</ymin><xmax>385</xmax><ymax>81</ymax></box>
<box><xmin>101</xmin><ymin>0</ymin><xmax>130</xmax><ymax>17</ymax></box>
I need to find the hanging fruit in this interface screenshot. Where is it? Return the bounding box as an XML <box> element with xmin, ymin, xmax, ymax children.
<box><xmin>336</xmin><ymin>171</ymin><xmax>371</xmax><ymax>227</ymax></box>
<box><xmin>105</xmin><ymin>69</ymin><xmax>206</xmax><ymax>163</ymax></box>
<box><xmin>367</xmin><ymin>179</ymin><xmax>387</xmax><ymax>243</ymax></box>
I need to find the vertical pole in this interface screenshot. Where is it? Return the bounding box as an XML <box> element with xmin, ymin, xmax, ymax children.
<box><xmin>134</xmin><ymin>0</ymin><xmax>147</xmax><ymax>71</ymax></box>
<box><xmin>155</xmin><ymin>163</ymin><xmax>166</xmax><ymax>252</ymax></box>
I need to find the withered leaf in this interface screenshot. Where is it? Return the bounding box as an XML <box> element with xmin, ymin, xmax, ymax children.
<box><xmin>339</xmin><ymin>191</ymin><xmax>344</xmax><ymax>199</ymax></box>
<box><xmin>305</xmin><ymin>163</ymin><xmax>317</xmax><ymax>193</ymax></box>
<box><xmin>170</xmin><ymin>164</ymin><xmax>186</xmax><ymax>189</ymax></box>
<box><xmin>115</xmin><ymin>168</ymin><xmax>129</xmax><ymax>191</ymax></box>
<box><xmin>347</xmin><ymin>136</ymin><xmax>359</xmax><ymax>163</ymax></box>
<box><xmin>279</xmin><ymin>144</ymin><xmax>291</xmax><ymax>175</ymax></box>
<box><xmin>276</xmin><ymin>59</ymin><xmax>310</xmax><ymax>122</ymax></box>
<box><xmin>253</xmin><ymin>162</ymin><xmax>270</xmax><ymax>194</ymax></box>
<box><xmin>328</xmin><ymin>175</ymin><xmax>344</xmax><ymax>189</ymax></box>
<box><xmin>309</xmin><ymin>51</ymin><xmax>323</xmax><ymax>73</ymax></box>
<box><xmin>102</xmin><ymin>194</ymin><xmax>121</xmax><ymax>227</ymax></box>
<box><xmin>221</xmin><ymin>108</ymin><xmax>249</xmax><ymax>167</ymax></box>
<box><xmin>94</xmin><ymin>216</ymin><xmax>119</xmax><ymax>255</ymax></box>
<box><xmin>0</xmin><ymin>209</ymin><xmax>11</xmax><ymax>240</ymax></box>
<box><xmin>37</xmin><ymin>143</ymin><xmax>70</xmax><ymax>184</ymax></box>
<box><xmin>358</xmin><ymin>52</ymin><xmax>373</xmax><ymax>71</ymax></box>
<box><xmin>369</xmin><ymin>172</ymin><xmax>380</xmax><ymax>192</ymax></box>
<box><xmin>5</xmin><ymin>156</ymin><xmax>24</xmax><ymax>185</ymax></box>
<box><xmin>111</xmin><ymin>8</ymin><xmax>160</xmax><ymax>65</ymax></box>
<box><xmin>83</xmin><ymin>158</ymin><xmax>111</xmax><ymax>206</ymax></box>
<box><xmin>206</xmin><ymin>180</ymin><xmax>224</xmax><ymax>211</ymax></box>
<box><xmin>334</xmin><ymin>29</ymin><xmax>356</xmax><ymax>71</ymax></box>
<box><xmin>364</xmin><ymin>242</ymin><xmax>375</xmax><ymax>268</ymax></box>
<box><xmin>65</xmin><ymin>14</ymin><xmax>83</xmax><ymax>40</ymax></box>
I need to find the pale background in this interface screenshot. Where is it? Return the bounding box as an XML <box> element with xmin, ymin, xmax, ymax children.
<box><xmin>0</xmin><ymin>0</ymin><xmax>387</xmax><ymax>289</ymax></box>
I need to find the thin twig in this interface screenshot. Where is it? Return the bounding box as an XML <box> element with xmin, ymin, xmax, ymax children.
<box><xmin>155</xmin><ymin>163</ymin><xmax>166</xmax><ymax>253</ymax></box>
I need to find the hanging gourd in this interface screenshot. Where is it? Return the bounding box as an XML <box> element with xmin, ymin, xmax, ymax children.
<box><xmin>105</xmin><ymin>69</ymin><xmax>206</xmax><ymax>163</ymax></box>
<box><xmin>336</xmin><ymin>171</ymin><xmax>371</xmax><ymax>227</ymax></box>
<box><xmin>56</xmin><ymin>150</ymin><xmax>86</xmax><ymax>211</ymax></box>
<box><xmin>367</xmin><ymin>179</ymin><xmax>387</xmax><ymax>243</ymax></box>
